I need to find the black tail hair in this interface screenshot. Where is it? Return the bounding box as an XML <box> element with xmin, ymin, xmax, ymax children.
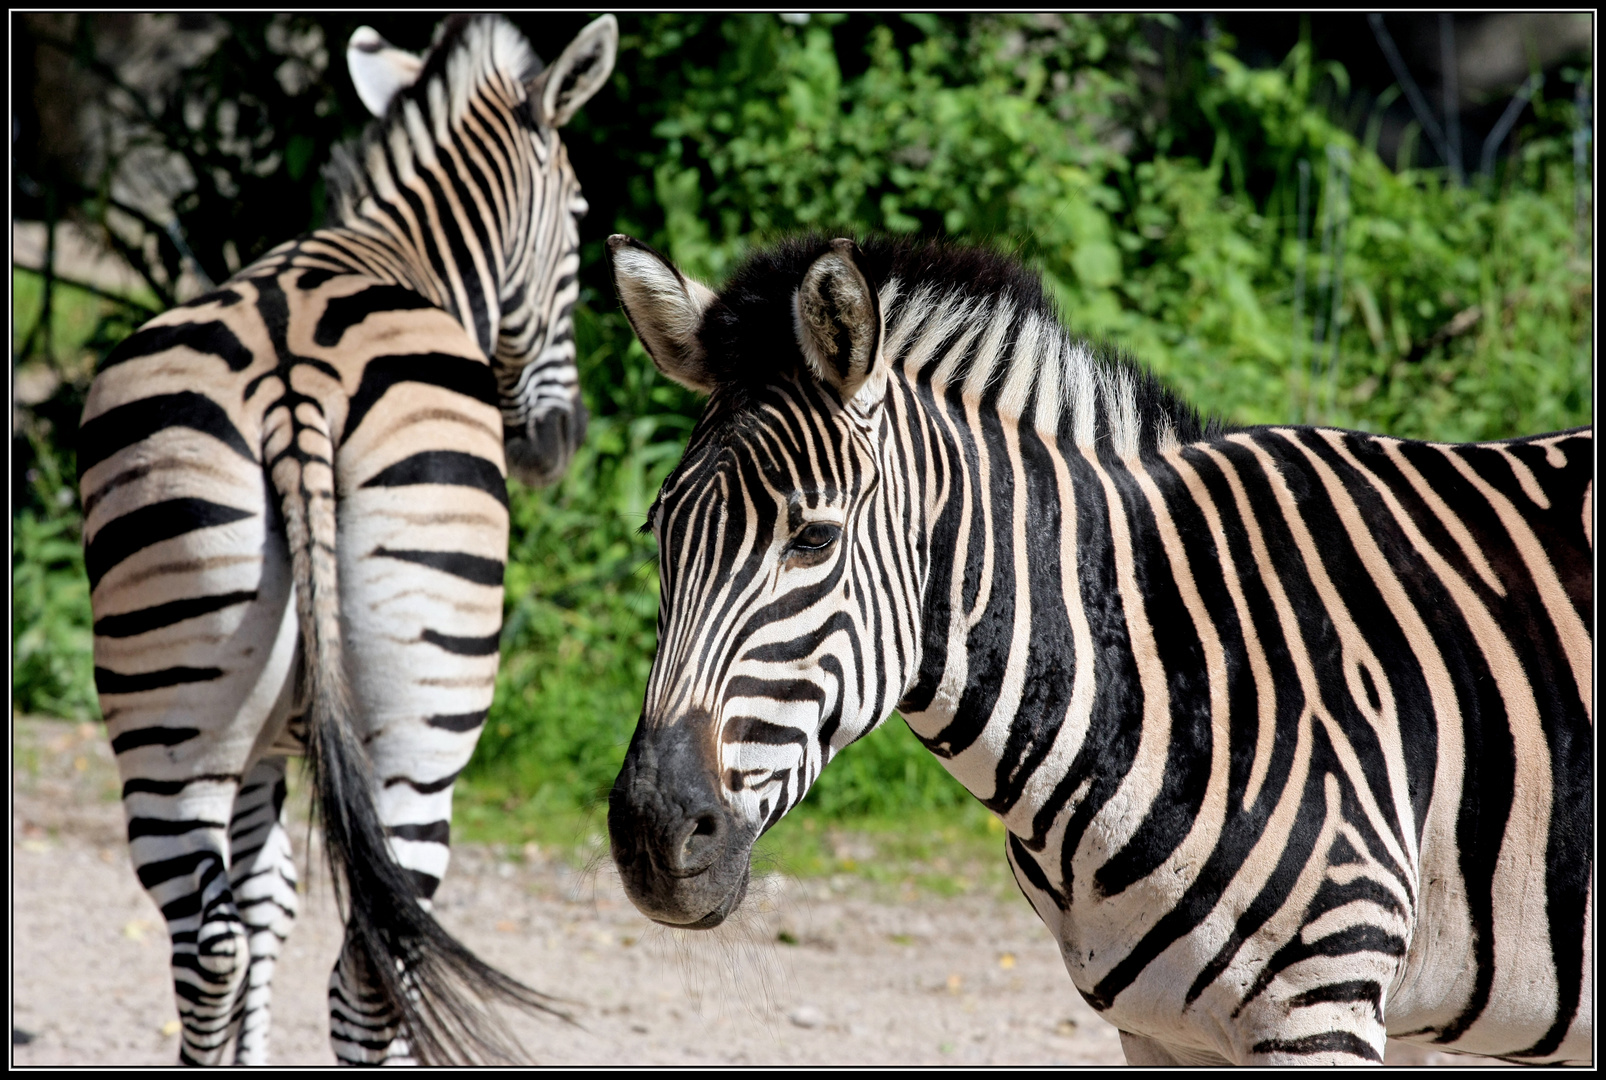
<box><xmin>273</xmin><ymin>413</ymin><xmax>567</xmax><ymax>1064</ymax></box>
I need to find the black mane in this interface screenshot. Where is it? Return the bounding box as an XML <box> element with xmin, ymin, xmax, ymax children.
<box><xmin>693</xmin><ymin>233</ymin><xmax>1227</xmax><ymax>448</ymax></box>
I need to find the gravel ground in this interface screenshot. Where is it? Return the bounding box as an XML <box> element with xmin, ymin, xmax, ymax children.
<box><xmin>12</xmin><ymin>717</ymin><xmax>1499</xmax><ymax>1066</ymax></box>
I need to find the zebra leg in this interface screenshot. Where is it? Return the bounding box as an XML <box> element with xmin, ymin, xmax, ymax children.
<box><xmin>227</xmin><ymin>755</ymin><xmax>300</xmax><ymax>1065</ymax></box>
<box><xmin>123</xmin><ymin>777</ymin><xmax>251</xmax><ymax>1064</ymax></box>
<box><xmin>325</xmin><ymin>428</ymin><xmax>510</xmax><ymax>1064</ymax></box>
<box><xmin>87</xmin><ymin>448</ymin><xmax>300</xmax><ymax>1063</ymax></box>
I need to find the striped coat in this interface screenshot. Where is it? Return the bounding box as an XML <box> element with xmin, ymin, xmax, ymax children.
<box><xmin>603</xmin><ymin>234</ymin><xmax>1592</xmax><ymax>1065</ymax></box>
<box><xmin>77</xmin><ymin>14</ymin><xmax>616</xmax><ymax>1064</ymax></box>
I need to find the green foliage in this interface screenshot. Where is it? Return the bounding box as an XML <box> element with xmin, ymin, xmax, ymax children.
<box><xmin>12</xmin><ymin>16</ymin><xmax>1592</xmax><ymax>855</ymax></box>
<box><xmin>12</xmin><ymin>432</ymin><xmax>98</xmax><ymax>722</ymax></box>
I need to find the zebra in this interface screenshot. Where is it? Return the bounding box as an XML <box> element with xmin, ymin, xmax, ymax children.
<box><xmin>602</xmin><ymin>233</ymin><xmax>1593</xmax><ymax>1065</ymax></box>
<box><xmin>75</xmin><ymin>14</ymin><xmax>617</xmax><ymax>1064</ymax></box>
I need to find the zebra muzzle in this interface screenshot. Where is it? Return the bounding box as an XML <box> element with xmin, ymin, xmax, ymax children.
<box><xmin>607</xmin><ymin>714</ymin><xmax>755</xmax><ymax>928</ymax></box>
<box><xmin>504</xmin><ymin>400</ymin><xmax>588</xmax><ymax>488</ymax></box>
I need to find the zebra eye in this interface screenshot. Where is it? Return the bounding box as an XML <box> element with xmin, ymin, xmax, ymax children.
<box><xmin>790</xmin><ymin>522</ymin><xmax>840</xmax><ymax>554</ymax></box>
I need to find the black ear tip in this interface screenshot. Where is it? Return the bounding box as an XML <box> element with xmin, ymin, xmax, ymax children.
<box><xmin>606</xmin><ymin>234</ymin><xmax>637</xmax><ymax>257</ymax></box>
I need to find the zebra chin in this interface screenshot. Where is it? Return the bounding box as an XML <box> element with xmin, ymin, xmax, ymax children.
<box><xmin>606</xmin><ymin>714</ymin><xmax>758</xmax><ymax>928</ymax></box>
<box><xmin>503</xmin><ymin>402</ymin><xmax>588</xmax><ymax>487</ymax></box>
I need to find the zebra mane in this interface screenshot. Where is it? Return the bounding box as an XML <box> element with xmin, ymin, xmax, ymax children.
<box><xmin>698</xmin><ymin>234</ymin><xmax>1228</xmax><ymax>457</ymax></box>
<box><xmin>323</xmin><ymin>15</ymin><xmax>542</xmax><ymax>226</ymax></box>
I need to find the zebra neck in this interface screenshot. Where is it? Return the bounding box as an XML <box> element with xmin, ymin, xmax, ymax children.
<box><xmin>882</xmin><ymin>280</ymin><xmax>1202</xmax><ymax>458</ymax></box>
<box><xmin>889</xmin><ymin>284</ymin><xmax>1217</xmax><ymax>836</ymax></box>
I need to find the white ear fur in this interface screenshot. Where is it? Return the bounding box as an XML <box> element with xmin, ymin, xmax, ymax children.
<box><xmin>347</xmin><ymin>26</ymin><xmax>425</xmax><ymax>117</ymax></box>
<box><xmin>533</xmin><ymin>14</ymin><xmax>618</xmax><ymax>128</ymax></box>
<box><xmin>794</xmin><ymin>239</ymin><xmax>886</xmax><ymax>407</ymax></box>
<box><xmin>608</xmin><ymin>235</ymin><xmax>719</xmax><ymax>394</ymax></box>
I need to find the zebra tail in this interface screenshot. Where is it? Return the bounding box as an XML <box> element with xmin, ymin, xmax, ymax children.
<box><xmin>268</xmin><ymin>417</ymin><xmax>569</xmax><ymax>1065</ymax></box>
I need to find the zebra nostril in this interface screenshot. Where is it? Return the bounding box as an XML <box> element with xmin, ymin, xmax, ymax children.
<box><xmin>668</xmin><ymin>811</ymin><xmax>725</xmax><ymax>877</ymax></box>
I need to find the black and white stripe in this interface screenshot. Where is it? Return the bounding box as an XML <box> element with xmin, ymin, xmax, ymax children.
<box><xmin>604</xmin><ymin>234</ymin><xmax>1592</xmax><ymax>1065</ymax></box>
<box><xmin>78</xmin><ymin>14</ymin><xmax>617</xmax><ymax>1065</ymax></box>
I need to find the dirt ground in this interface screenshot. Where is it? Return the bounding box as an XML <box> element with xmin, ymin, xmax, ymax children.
<box><xmin>12</xmin><ymin>716</ymin><xmax>1501</xmax><ymax>1066</ymax></box>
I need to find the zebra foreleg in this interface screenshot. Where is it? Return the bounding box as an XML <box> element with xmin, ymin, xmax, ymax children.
<box><xmin>226</xmin><ymin>756</ymin><xmax>300</xmax><ymax>1065</ymax></box>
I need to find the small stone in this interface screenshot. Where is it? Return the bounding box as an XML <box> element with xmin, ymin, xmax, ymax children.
<box><xmin>788</xmin><ymin>1005</ymin><xmax>824</xmax><ymax>1029</ymax></box>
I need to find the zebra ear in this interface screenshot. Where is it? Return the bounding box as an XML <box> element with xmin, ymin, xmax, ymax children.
<box><xmin>347</xmin><ymin>27</ymin><xmax>425</xmax><ymax>117</ymax></box>
<box><xmin>608</xmin><ymin>235</ymin><xmax>719</xmax><ymax>394</ymax></box>
<box><xmin>533</xmin><ymin>14</ymin><xmax>618</xmax><ymax>128</ymax></box>
<box><xmin>795</xmin><ymin>239</ymin><xmax>886</xmax><ymax>407</ymax></box>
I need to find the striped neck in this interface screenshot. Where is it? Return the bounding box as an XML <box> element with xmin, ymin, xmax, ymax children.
<box><xmin>318</xmin><ymin>15</ymin><xmax>549</xmax><ymax>358</ymax></box>
<box><xmin>878</xmin><ymin>275</ymin><xmax>1221</xmax><ymax>462</ymax></box>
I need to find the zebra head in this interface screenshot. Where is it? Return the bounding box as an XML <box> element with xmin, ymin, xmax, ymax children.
<box><xmin>605</xmin><ymin>236</ymin><xmax>920</xmax><ymax>927</ymax></box>
<box><xmin>342</xmin><ymin>15</ymin><xmax>618</xmax><ymax>487</ymax></box>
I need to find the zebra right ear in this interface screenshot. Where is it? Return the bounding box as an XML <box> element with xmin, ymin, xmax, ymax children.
<box><xmin>608</xmin><ymin>235</ymin><xmax>719</xmax><ymax>394</ymax></box>
<box><xmin>347</xmin><ymin>27</ymin><xmax>424</xmax><ymax>117</ymax></box>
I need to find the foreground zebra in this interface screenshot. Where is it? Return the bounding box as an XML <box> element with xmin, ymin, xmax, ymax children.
<box><xmin>76</xmin><ymin>14</ymin><xmax>617</xmax><ymax>1064</ymax></box>
<box><xmin>603</xmin><ymin>234</ymin><xmax>1592</xmax><ymax>1065</ymax></box>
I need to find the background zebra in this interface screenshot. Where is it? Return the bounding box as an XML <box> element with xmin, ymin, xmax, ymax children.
<box><xmin>603</xmin><ymin>234</ymin><xmax>1592</xmax><ymax>1065</ymax></box>
<box><xmin>75</xmin><ymin>14</ymin><xmax>616</xmax><ymax>1064</ymax></box>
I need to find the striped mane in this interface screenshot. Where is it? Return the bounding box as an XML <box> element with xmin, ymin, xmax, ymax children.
<box><xmin>323</xmin><ymin>15</ymin><xmax>541</xmax><ymax>225</ymax></box>
<box><xmin>696</xmin><ymin>234</ymin><xmax>1228</xmax><ymax>458</ymax></box>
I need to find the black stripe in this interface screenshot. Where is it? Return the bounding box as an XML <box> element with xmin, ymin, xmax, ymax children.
<box><xmin>362</xmin><ymin>450</ymin><xmax>508</xmax><ymax>508</ymax></box>
<box><xmin>721</xmin><ymin>716</ymin><xmax>807</xmax><ymax>747</ymax></box>
<box><xmin>136</xmin><ymin>848</ymin><xmax>223</xmax><ymax>893</ymax></box>
<box><xmin>86</xmin><ymin>498</ymin><xmax>255</xmax><ymax>589</ymax></box>
<box><xmin>386</xmin><ymin>820</ymin><xmax>451</xmax><ymax>844</ymax></box>
<box><xmin>93</xmin><ymin>590</ymin><xmax>258</xmax><ymax>639</ymax></box>
<box><xmin>110</xmin><ymin>724</ymin><xmax>205</xmax><ymax>753</ymax></box>
<box><xmin>77</xmin><ymin>391</ymin><xmax>256</xmax><ymax>479</ymax></box>
<box><xmin>1289</xmin><ymin>980</ymin><xmax>1384</xmax><ymax>1022</ymax></box>
<box><xmin>420</xmin><ymin>628</ymin><xmax>501</xmax><ymax>656</ymax></box>
<box><xmin>1250</xmin><ymin>1032</ymin><xmax>1382</xmax><ymax>1062</ymax></box>
<box><xmin>296</xmin><ymin>267</ymin><xmax>347</xmax><ymax>290</ymax></box>
<box><xmin>96</xmin><ymin>666</ymin><xmax>223</xmax><ymax>696</ymax></box>
<box><xmin>382</xmin><ymin>766</ymin><xmax>466</xmax><ymax>795</ymax></box>
<box><xmin>313</xmin><ymin>284</ymin><xmax>438</xmax><ymax>347</ymax></box>
<box><xmin>343</xmin><ymin>352</ymin><xmax>499</xmax><ymax>440</ymax></box>
<box><xmin>127</xmin><ymin>816</ymin><xmax>226</xmax><ymax>840</ymax></box>
<box><xmin>417</xmin><ymin>623</ymin><xmax>497</xmax><ymax>658</ymax></box>
<box><xmin>122</xmin><ymin>773</ymin><xmax>240</xmax><ymax>798</ymax></box>
<box><xmin>408</xmin><ymin>869</ymin><xmax>442</xmax><ymax>900</ymax></box>
<box><xmin>98</xmin><ymin>320</ymin><xmax>255</xmax><ymax>374</ymax></box>
<box><xmin>425</xmin><ymin>709</ymin><xmax>488</xmax><ymax>732</ymax></box>
<box><xmin>371</xmin><ymin>546</ymin><xmax>504</xmax><ymax>586</ymax></box>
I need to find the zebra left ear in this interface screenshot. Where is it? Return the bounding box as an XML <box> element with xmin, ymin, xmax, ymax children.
<box><xmin>347</xmin><ymin>27</ymin><xmax>425</xmax><ymax>117</ymax></box>
<box><xmin>532</xmin><ymin>14</ymin><xmax>618</xmax><ymax>128</ymax></box>
<box><xmin>795</xmin><ymin>239</ymin><xmax>886</xmax><ymax>408</ymax></box>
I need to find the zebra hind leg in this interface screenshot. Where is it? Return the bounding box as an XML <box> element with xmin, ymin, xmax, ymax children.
<box><xmin>329</xmin><ymin>933</ymin><xmax>416</xmax><ymax>1064</ymax></box>
<box><xmin>226</xmin><ymin>756</ymin><xmax>301</xmax><ymax>1065</ymax></box>
<box><xmin>125</xmin><ymin>777</ymin><xmax>251</xmax><ymax>1064</ymax></box>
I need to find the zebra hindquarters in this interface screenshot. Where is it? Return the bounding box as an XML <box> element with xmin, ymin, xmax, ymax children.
<box><xmin>81</xmin><ymin>416</ymin><xmax>301</xmax><ymax>1064</ymax></box>
<box><xmin>327</xmin><ymin>376</ymin><xmax>511</xmax><ymax>1063</ymax></box>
